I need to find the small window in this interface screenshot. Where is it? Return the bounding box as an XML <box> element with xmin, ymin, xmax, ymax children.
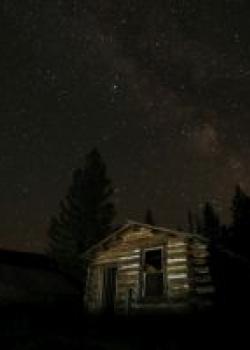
<box><xmin>144</xmin><ymin>248</ymin><xmax>164</xmax><ymax>297</ymax></box>
<box><xmin>144</xmin><ymin>249</ymin><xmax>162</xmax><ymax>271</ymax></box>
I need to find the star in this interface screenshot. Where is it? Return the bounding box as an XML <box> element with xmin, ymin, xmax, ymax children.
<box><xmin>1</xmin><ymin>1</ymin><xmax>250</xmax><ymax>252</ymax></box>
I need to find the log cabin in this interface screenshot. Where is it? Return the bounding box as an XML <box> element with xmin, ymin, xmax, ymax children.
<box><xmin>83</xmin><ymin>221</ymin><xmax>214</xmax><ymax>314</ymax></box>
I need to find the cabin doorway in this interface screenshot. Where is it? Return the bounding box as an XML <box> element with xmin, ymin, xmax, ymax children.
<box><xmin>102</xmin><ymin>266</ymin><xmax>117</xmax><ymax>313</ymax></box>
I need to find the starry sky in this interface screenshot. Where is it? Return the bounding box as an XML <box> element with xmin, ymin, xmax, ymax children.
<box><xmin>1</xmin><ymin>0</ymin><xmax>250</xmax><ymax>252</ymax></box>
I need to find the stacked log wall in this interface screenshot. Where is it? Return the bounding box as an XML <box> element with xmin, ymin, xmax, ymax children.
<box><xmin>189</xmin><ymin>238</ymin><xmax>215</xmax><ymax>307</ymax></box>
<box><xmin>85</xmin><ymin>227</ymin><xmax>214</xmax><ymax>312</ymax></box>
<box><xmin>167</xmin><ymin>237</ymin><xmax>189</xmax><ymax>301</ymax></box>
<box><xmin>85</xmin><ymin>265</ymin><xmax>102</xmax><ymax>312</ymax></box>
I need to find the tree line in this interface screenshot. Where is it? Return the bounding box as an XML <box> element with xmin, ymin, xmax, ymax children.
<box><xmin>187</xmin><ymin>188</ymin><xmax>250</xmax><ymax>309</ymax></box>
<box><xmin>48</xmin><ymin>147</ymin><xmax>250</xmax><ymax>304</ymax></box>
<box><xmin>187</xmin><ymin>186</ymin><xmax>250</xmax><ymax>260</ymax></box>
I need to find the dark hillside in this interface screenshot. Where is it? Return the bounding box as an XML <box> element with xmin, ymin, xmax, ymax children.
<box><xmin>0</xmin><ymin>249</ymin><xmax>81</xmax><ymax>306</ymax></box>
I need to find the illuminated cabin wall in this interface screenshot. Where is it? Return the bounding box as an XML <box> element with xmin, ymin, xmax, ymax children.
<box><xmin>167</xmin><ymin>237</ymin><xmax>189</xmax><ymax>301</ymax></box>
<box><xmin>84</xmin><ymin>226</ymin><xmax>214</xmax><ymax>313</ymax></box>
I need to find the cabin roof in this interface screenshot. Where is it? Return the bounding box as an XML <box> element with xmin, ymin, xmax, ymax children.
<box><xmin>82</xmin><ymin>220</ymin><xmax>208</xmax><ymax>259</ymax></box>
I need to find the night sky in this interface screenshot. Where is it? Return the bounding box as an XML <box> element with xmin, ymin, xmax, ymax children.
<box><xmin>1</xmin><ymin>0</ymin><xmax>250</xmax><ymax>252</ymax></box>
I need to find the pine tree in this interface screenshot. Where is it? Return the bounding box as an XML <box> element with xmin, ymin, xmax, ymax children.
<box><xmin>187</xmin><ymin>210</ymin><xmax>194</xmax><ymax>233</ymax></box>
<box><xmin>81</xmin><ymin>148</ymin><xmax>116</xmax><ymax>247</ymax></box>
<box><xmin>48</xmin><ymin>216</ymin><xmax>79</xmax><ymax>271</ymax></box>
<box><xmin>201</xmin><ymin>202</ymin><xmax>221</xmax><ymax>243</ymax></box>
<box><xmin>194</xmin><ymin>213</ymin><xmax>202</xmax><ymax>234</ymax></box>
<box><xmin>48</xmin><ymin>148</ymin><xmax>115</xmax><ymax>274</ymax></box>
<box><xmin>230</xmin><ymin>185</ymin><xmax>250</xmax><ymax>257</ymax></box>
<box><xmin>144</xmin><ymin>209</ymin><xmax>155</xmax><ymax>226</ymax></box>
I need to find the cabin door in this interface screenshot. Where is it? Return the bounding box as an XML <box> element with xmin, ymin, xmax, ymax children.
<box><xmin>102</xmin><ymin>266</ymin><xmax>117</xmax><ymax>312</ymax></box>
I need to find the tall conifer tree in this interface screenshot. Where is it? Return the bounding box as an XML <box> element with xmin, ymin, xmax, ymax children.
<box><xmin>48</xmin><ymin>148</ymin><xmax>115</xmax><ymax>274</ymax></box>
<box><xmin>144</xmin><ymin>208</ymin><xmax>155</xmax><ymax>226</ymax></box>
<box><xmin>187</xmin><ymin>210</ymin><xmax>194</xmax><ymax>233</ymax></box>
<box><xmin>230</xmin><ymin>185</ymin><xmax>250</xmax><ymax>257</ymax></box>
<box><xmin>201</xmin><ymin>202</ymin><xmax>221</xmax><ymax>243</ymax></box>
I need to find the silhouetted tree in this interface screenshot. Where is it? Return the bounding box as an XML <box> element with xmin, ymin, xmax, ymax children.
<box><xmin>187</xmin><ymin>210</ymin><xmax>194</xmax><ymax>233</ymax></box>
<box><xmin>48</xmin><ymin>216</ymin><xmax>79</xmax><ymax>273</ymax></box>
<box><xmin>144</xmin><ymin>209</ymin><xmax>155</xmax><ymax>225</ymax></box>
<box><xmin>194</xmin><ymin>213</ymin><xmax>202</xmax><ymax>234</ymax></box>
<box><xmin>219</xmin><ymin>224</ymin><xmax>230</xmax><ymax>247</ymax></box>
<box><xmin>201</xmin><ymin>202</ymin><xmax>221</xmax><ymax>243</ymax></box>
<box><xmin>230</xmin><ymin>185</ymin><xmax>250</xmax><ymax>258</ymax></box>
<box><xmin>207</xmin><ymin>188</ymin><xmax>250</xmax><ymax>309</ymax></box>
<box><xmin>48</xmin><ymin>148</ymin><xmax>115</xmax><ymax>276</ymax></box>
<box><xmin>192</xmin><ymin>192</ymin><xmax>250</xmax><ymax>309</ymax></box>
<box><xmin>190</xmin><ymin>204</ymin><xmax>220</xmax><ymax>291</ymax></box>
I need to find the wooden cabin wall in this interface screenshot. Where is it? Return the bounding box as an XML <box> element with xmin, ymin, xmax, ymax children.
<box><xmin>85</xmin><ymin>227</ymin><xmax>214</xmax><ymax>313</ymax></box>
<box><xmin>85</xmin><ymin>227</ymin><xmax>164</xmax><ymax>312</ymax></box>
<box><xmin>189</xmin><ymin>238</ymin><xmax>214</xmax><ymax>306</ymax></box>
<box><xmin>167</xmin><ymin>237</ymin><xmax>189</xmax><ymax>301</ymax></box>
<box><xmin>91</xmin><ymin>244</ymin><xmax>141</xmax><ymax>313</ymax></box>
<box><xmin>84</xmin><ymin>264</ymin><xmax>103</xmax><ymax>312</ymax></box>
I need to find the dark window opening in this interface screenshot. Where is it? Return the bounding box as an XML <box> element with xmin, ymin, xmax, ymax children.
<box><xmin>144</xmin><ymin>248</ymin><xmax>164</xmax><ymax>297</ymax></box>
<box><xmin>144</xmin><ymin>248</ymin><xmax>162</xmax><ymax>272</ymax></box>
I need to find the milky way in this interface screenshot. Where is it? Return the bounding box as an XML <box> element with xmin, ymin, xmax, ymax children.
<box><xmin>1</xmin><ymin>1</ymin><xmax>250</xmax><ymax>251</ymax></box>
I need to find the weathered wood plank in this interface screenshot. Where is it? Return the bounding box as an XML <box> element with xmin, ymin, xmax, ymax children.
<box><xmin>167</xmin><ymin>257</ymin><xmax>187</xmax><ymax>264</ymax></box>
<box><xmin>193</xmin><ymin>266</ymin><xmax>209</xmax><ymax>274</ymax></box>
<box><xmin>192</xmin><ymin>242</ymin><xmax>207</xmax><ymax>250</ymax></box>
<box><xmin>168</xmin><ymin>248</ymin><xmax>187</xmax><ymax>254</ymax></box>
<box><xmin>95</xmin><ymin>248</ymin><xmax>140</xmax><ymax>259</ymax></box>
<box><xmin>168</xmin><ymin>277</ymin><xmax>189</xmax><ymax>285</ymax></box>
<box><xmin>117</xmin><ymin>280</ymin><xmax>138</xmax><ymax>288</ymax></box>
<box><xmin>168</xmin><ymin>273</ymin><xmax>188</xmax><ymax>280</ymax></box>
<box><xmin>192</xmin><ymin>258</ymin><xmax>207</xmax><ymax>265</ymax></box>
<box><xmin>191</xmin><ymin>251</ymin><xmax>209</xmax><ymax>258</ymax></box>
<box><xmin>195</xmin><ymin>286</ymin><xmax>215</xmax><ymax>294</ymax></box>
<box><xmin>168</xmin><ymin>283</ymin><xmax>189</xmax><ymax>291</ymax></box>
<box><xmin>170</xmin><ymin>283</ymin><xmax>189</xmax><ymax>290</ymax></box>
<box><xmin>118</xmin><ymin>270</ymin><xmax>139</xmax><ymax>276</ymax></box>
<box><xmin>167</xmin><ymin>252</ymin><xmax>187</xmax><ymax>259</ymax></box>
<box><xmin>117</xmin><ymin>276</ymin><xmax>138</xmax><ymax>285</ymax></box>
<box><xmin>119</xmin><ymin>263</ymin><xmax>140</xmax><ymax>270</ymax></box>
<box><xmin>168</xmin><ymin>242</ymin><xmax>187</xmax><ymax>248</ymax></box>
<box><xmin>122</xmin><ymin>237</ymin><xmax>168</xmax><ymax>248</ymax></box>
<box><xmin>167</xmin><ymin>265</ymin><xmax>188</xmax><ymax>272</ymax></box>
<box><xmin>94</xmin><ymin>257</ymin><xmax>140</xmax><ymax>265</ymax></box>
<box><xmin>195</xmin><ymin>275</ymin><xmax>212</xmax><ymax>283</ymax></box>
